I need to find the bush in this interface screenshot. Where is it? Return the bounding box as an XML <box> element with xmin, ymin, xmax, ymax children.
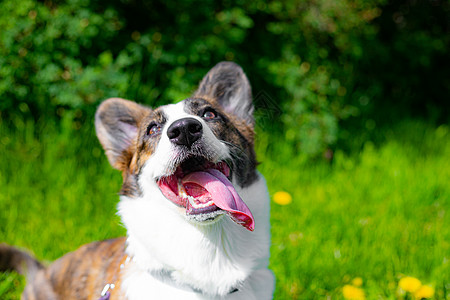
<box><xmin>0</xmin><ymin>0</ymin><xmax>131</xmax><ymax>121</ymax></box>
<box><xmin>1</xmin><ymin>0</ymin><xmax>448</xmax><ymax>158</ymax></box>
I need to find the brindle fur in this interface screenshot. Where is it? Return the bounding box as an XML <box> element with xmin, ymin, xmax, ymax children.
<box><xmin>1</xmin><ymin>238</ymin><xmax>127</xmax><ymax>300</ymax></box>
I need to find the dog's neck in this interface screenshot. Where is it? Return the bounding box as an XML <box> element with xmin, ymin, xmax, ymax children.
<box><xmin>124</xmin><ymin>223</ymin><xmax>249</xmax><ymax>296</ymax></box>
<box><xmin>118</xmin><ymin>174</ymin><xmax>271</xmax><ymax>297</ymax></box>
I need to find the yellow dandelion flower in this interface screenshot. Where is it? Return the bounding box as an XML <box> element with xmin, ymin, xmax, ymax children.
<box><xmin>352</xmin><ymin>277</ymin><xmax>363</xmax><ymax>287</ymax></box>
<box><xmin>399</xmin><ymin>276</ymin><xmax>422</xmax><ymax>293</ymax></box>
<box><xmin>273</xmin><ymin>191</ymin><xmax>292</xmax><ymax>205</ymax></box>
<box><xmin>414</xmin><ymin>285</ymin><xmax>434</xmax><ymax>299</ymax></box>
<box><xmin>343</xmin><ymin>284</ymin><xmax>365</xmax><ymax>300</ymax></box>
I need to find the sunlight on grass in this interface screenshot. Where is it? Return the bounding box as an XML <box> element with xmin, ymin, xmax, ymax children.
<box><xmin>1</xmin><ymin>120</ymin><xmax>449</xmax><ymax>299</ymax></box>
<box><xmin>0</xmin><ymin>272</ymin><xmax>23</xmax><ymax>299</ymax></box>
<box><xmin>257</xmin><ymin>121</ymin><xmax>450</xmax><ymax>299</ymax></box>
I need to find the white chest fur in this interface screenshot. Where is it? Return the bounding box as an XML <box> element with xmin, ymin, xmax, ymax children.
<box><xmin>118</xmin><ymin>174</ymin><xmax>274</xmax><ymax>299</ymax></box>
<box><xmin>122</xmin><ymin>266</ymin><xmax>274</xmax><ymax>300</ymax></box>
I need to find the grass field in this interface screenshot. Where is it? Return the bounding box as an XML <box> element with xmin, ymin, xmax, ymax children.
<box><xmin>0</xmin><ymin>117</ymin><xmax>449</xmax><ymax>299</ymax></box>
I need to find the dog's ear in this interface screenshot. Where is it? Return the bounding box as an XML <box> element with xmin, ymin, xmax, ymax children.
<box><xmin>194</xmin><ymin>61</ymin><xmax>254</xmax><ymax>126</ymax></box>
<box><xmin>95</xmin><ymin>98</ymin><xmax>150</xmax><ymax>170</ymax></box>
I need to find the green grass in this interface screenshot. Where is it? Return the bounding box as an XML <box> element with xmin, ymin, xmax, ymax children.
<box><xmin>1</xmin><ymin>118</ymin><xmax>449</xmax><ymax>299</ymax></box>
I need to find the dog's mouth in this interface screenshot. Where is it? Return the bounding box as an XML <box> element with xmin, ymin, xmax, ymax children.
<box><xmin>157</xmin><ymin>157</ymin><xmax>254</xmax><ymax>231</ymax></box>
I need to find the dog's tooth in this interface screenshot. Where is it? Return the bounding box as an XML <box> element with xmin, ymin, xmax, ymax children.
<box><xmin>196</xmin><ymin>200</ymin><xmax>214</xmax><ymax>209</ymax></box>
<box><xmin>185</xmin><ymin>194</ymin><xmax>215</xmax><ymax>209</ymax></box>
<box><xmin>188</xmin><ymin>196</ymin><xmax>198</xmax><ymax>208</ymax></box>
<box><xmin>178</xmin><ymin>179</ymin><xmax>188</xmax><ymax>199</ymax></box>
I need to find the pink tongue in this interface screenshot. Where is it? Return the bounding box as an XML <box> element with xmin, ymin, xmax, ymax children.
<box><xmin>182</xmin><ymin>169</ymin><xmax>255</xmax><ymax>231</ymax></box>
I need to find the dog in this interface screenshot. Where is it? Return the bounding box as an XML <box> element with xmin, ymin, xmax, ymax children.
<box><xmin>0</xmin><ymin>61</ymin><xmax>274</xmax><ymax>299</ymax></box>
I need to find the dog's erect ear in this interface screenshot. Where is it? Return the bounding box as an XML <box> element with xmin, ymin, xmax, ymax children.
<box><xmin>194</xmin><ymin>61</ymin><xmax>254</xmax><ymax>126</ymax></box>
<box><xmin>95</xmin><ymin>98</ymin><xmax>150</xmax><ymax>170</ymax></box>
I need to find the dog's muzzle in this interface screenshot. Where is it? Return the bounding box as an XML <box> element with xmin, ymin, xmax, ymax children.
<box><xmin>157</xmin><ymin>157</ymin><xmax>255</xmax><ymax>231</ymax></box>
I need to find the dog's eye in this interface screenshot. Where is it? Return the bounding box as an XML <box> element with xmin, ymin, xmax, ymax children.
<box><xmin>147</xmin><ymin>123</ymin><xmax>161</xmax><ymax>136</ymax></box>
<box><xmin>202</xmin><ymin>109</ymin><xmax>217</xmax><ymax>120</ymax></box>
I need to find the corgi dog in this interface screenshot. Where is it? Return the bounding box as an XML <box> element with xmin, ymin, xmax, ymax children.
<box><xmin>0</xmin><ymin>62</ymin><xmax>274</xmax><ymax>299</ymax></box>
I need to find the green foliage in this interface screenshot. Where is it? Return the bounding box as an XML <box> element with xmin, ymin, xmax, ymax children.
<box><xmin>0</xmin><ymin>272</ymin><xmax>23</xmax><ymax>300</ymax></box>
<box><xmin>1</xmin><ymin>0</ymin><xmax>448</xmax><ymax>157</ymax></box>
<box><xmin>0</xmin><ymin>0</ymin><xmax>255</xmax><ymax>118</ymax></box>
<box><xmin>0</xmin><ymin>0</ymin><xmax>130</xmax><ymax>118</ymax></box>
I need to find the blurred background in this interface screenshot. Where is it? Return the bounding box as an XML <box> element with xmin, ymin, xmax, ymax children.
<box><xmin>1</xmin><ymin>0</ymin><xmax>448</xmax><ymax>156</ymax></box>
<box><xmin>0</xmin><ymin>0</ymin><xmax>449</xmax><ymax>299</ymax></box>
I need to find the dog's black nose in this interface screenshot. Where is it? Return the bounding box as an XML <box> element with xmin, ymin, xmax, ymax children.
<box><xmin>167</xmin><ymin>118</ymin><xmax>203</xmax><ymax>147</ymax></box>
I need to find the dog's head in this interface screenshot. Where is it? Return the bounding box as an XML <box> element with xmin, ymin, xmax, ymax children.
<box><xmin>95</xmin><ymin>62</ymin><xmax>258</xmax><ymax>231</ymax></box>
